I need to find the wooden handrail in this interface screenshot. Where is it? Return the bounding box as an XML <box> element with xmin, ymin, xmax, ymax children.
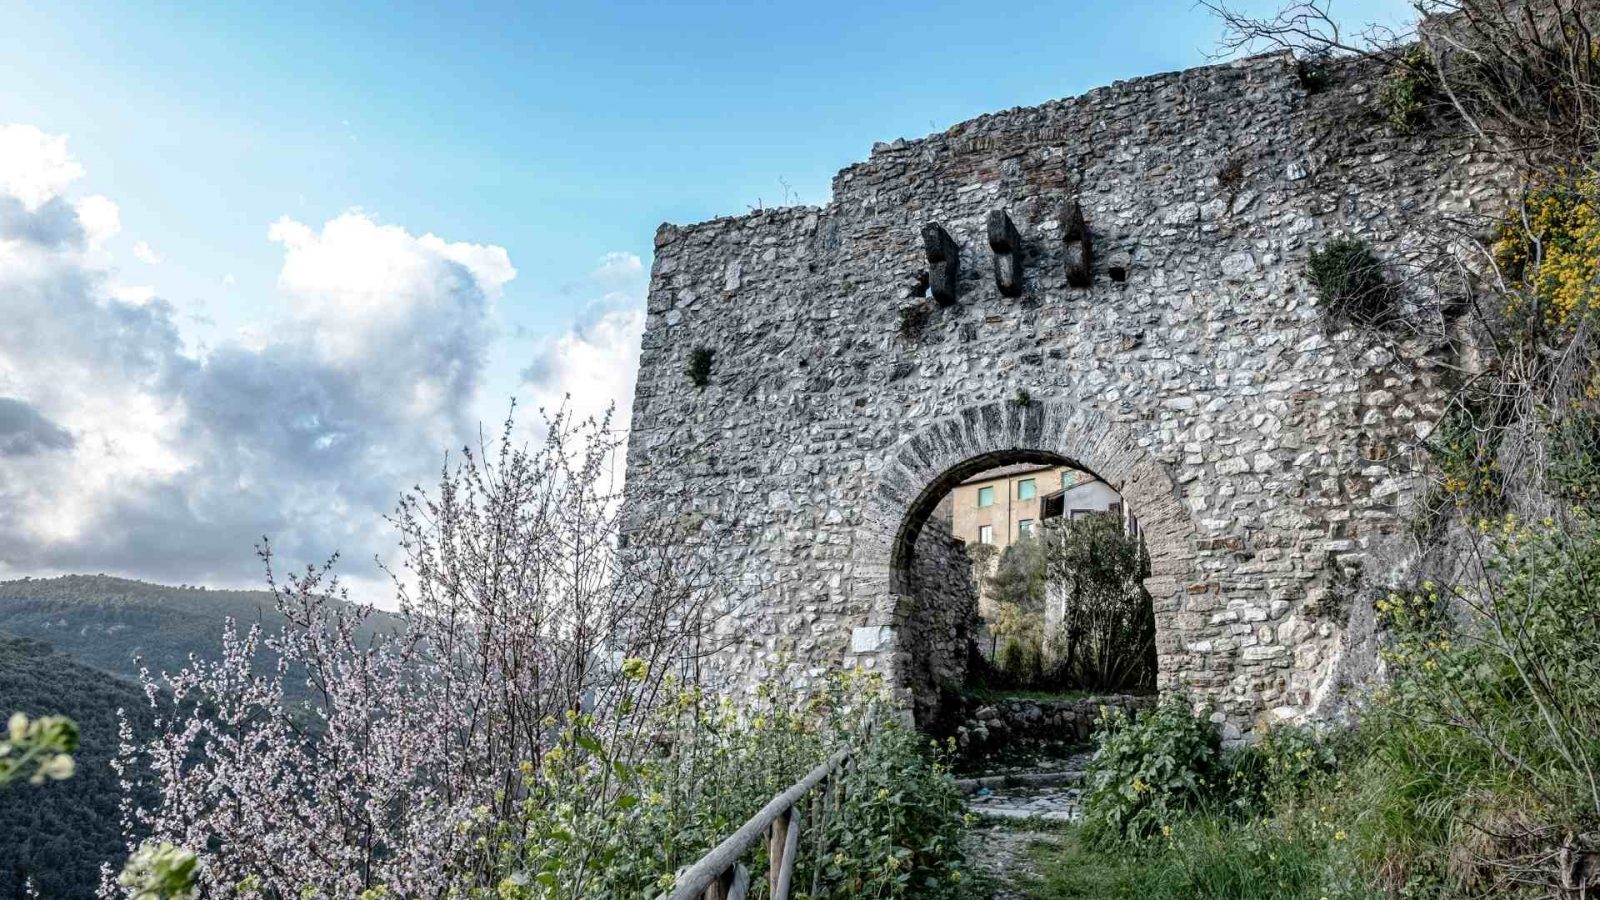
<box><xmin>661</xmin><ymin>746</ymin><xmax>851</xmax><ymax>900</ymax></box>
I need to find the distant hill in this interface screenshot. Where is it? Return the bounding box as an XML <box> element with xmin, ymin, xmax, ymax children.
<box><xmin>0</xmin><ymin>574</ymin><xmax>405</xmax><ymax>694</ymax></box>
<box><xmin>0</xmin><ymin>576</ymin><xmax>407</xmax><ymax>897</ymax></box>
<box><xmin>0</xmin><ymin>636</ymin><xmax>153</xmax><ymax>899</ymax></box>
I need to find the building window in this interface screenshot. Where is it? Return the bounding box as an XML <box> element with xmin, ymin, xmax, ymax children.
<box><xmin>1018</xmin><ymin>478</ymin><xmax>1036</xmax><ymax>500</ymax></box>
<box><xmin>977</xmin><ymin>486</ymin><xmax>995</xmax><ymax>507</ymax></box>
<box><xmin>1018</xmin><ymin>519</ymin><xmax>1034</xmax><ymax>537</ymax></box>
<box><xmin>978</xmin><ymin>525</ymin><xmax>993</xmax><ymax>544</ymax></box>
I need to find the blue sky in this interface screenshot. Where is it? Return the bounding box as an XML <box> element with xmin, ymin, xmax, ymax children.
<box><xmin>0</xmin><ymin>0</ymin><xmax>1410</xmax><ymax>591</ymax></box>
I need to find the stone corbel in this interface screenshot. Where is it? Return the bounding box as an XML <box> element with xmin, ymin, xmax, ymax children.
<box><xmin>987</xmin><ymin>210</ymin><xmax>1024</xmax><ymax>298</ymax></box>
<box><xmin>1061</xmin><ymin>200</ymin><xmax>1092</xmax><ymax>288</ymax></box>
<box><xmin>921</xmin><ymin>223</ymin><xmax>960</xmax><ymax>306</ymax></box>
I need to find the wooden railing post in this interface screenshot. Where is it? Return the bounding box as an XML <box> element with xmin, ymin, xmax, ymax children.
<box><xmin>661</xmin><ymin>747</ymin><xmax>849</xmax><ymax>900</ymax></box>
<box><xmin>810</xmin><ymin>778</ymin><xmax>829</xmax><ymax>898</ymax></box>
<box><xmin>773</xmin><ymin>805</ymin><xmax>802</xmax><ymax>900</ymax></box>
<box><xmin>767</xmin><ymin>807</ymin><xmax>789</xmax><ymax>897</ymax></box>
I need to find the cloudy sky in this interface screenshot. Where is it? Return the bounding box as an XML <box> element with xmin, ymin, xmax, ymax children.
<box><xmin>0</xmin><ymin>0</ymin><xmax>1408</xmax><ymax>594</ymax></box>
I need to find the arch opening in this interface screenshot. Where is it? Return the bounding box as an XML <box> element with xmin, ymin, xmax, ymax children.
<box><xmin>890</xmin><ymin>450</ymin><xmax>1159</xmax><ymax>735</ymax></box>
<box><xmin>858</xmin><ymin>398</ymin><xmax>1195</xmax><ymax>740</ymax></box>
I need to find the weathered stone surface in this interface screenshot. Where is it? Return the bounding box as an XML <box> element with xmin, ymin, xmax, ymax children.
<box><xmin>1059</xmin><ymin>200</ymin><xmax>1092</xmax><ymax>288</ymax></box>
<box><xmin>987</xmin><ymin>210</ymin><xmax>1025</xmax><ymax>298</ymax></box>
<box><xmin>922</xmin><ymin>222</ymin><xmax>961</xmax><ymax>306</ymax></box>
<box><xmin>622</xmin><ymin>51</ymin><xmax>1509</xmax><ymax>733</ymax></box>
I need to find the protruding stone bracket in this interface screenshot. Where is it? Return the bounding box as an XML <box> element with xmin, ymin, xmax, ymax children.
<box><xmin>1060</xmin><ymin>200</ymin><xmax>1092</xmax><ymax>288</ymax></box>
<box><xmin>987</xmin><ymin>210</ymin><xmax>1024</xmax><ymax>298</ymax></box>
<box><xmin>921</xmin><ymin>223</ymin><xmax>960</xmax><ymax>306</ymax></box>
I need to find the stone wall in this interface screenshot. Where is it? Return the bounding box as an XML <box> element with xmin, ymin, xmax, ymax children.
<box><xmin>623</xmin><ymin>50</ymin><xmax>1509</xmax><ymax>734</ymax></box>
<box><xmin>943</xmin><ymin>693</ymin><xmax>1155</xmax><ymax>759</ymax></box>
<box><xmin>900</xmin><ymin>516</ymin><xmax>978</xmax><ymax>724</ymax></box>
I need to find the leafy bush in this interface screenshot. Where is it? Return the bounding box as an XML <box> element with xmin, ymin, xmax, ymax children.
<box><xmin>1080</xmin><ymin>699</ymin><xmax>1222</xmax><ymax>845</ymax></box>
<box><xmin>1550</xmin><ymin>409</ymin><xmax>1600</xmax><ymax>508</ymax></box>
<box><xmin>1223</xmin><ymin>725</ymin><xmax>1339</xmax><ymax>814</ymax></box>
<box><xmin>1379</xmin><ymin>45</ymin><xmax>1440</xmax><ymax>135</ymax></box>
<box><xmin>686</xmin><ymin>346</ymin><xmax>714</xmax><ymax>386</ymax></box>
<box><xmin>1040</xmin><ymin>515</ymin><xmax>1156</xmax><ymax>691</ymax></box>
<box><xmin>483</xmin><ymin>670</ymin><xmax>976</xmax><ymax>900</ymax></box>
<box><xmin>996</xmin><ymin>636</ymin><xmax>1042</xmax><ymax>686</ymax></box>
<box><xmin>1425</xmin><ymin>400</ymin><xmax>1505</xmax><ymax>514</ymax></box>
<box><xmin>1354</xmin><ymin>516</ymin><xmax>1600</xmax><ymax>895</ymax></box>
<box><xmin>1305</xmin><ymin>237</ymin><xmax>1393</xmax><ymax>324</ymax></box>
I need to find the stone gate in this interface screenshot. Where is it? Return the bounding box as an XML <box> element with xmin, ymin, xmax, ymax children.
<box><xmin>621</xmin><ymin>51</ymin><xmax>1504</xmax><ymax>734</ymax></box>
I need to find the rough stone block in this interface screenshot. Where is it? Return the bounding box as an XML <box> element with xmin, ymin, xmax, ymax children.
<box><xmin>986</xmin><ymin>210</ymin><xmax>1024</xmax><ymax>298</ymax></box>
<box><xmin>921</xmin><ymin>222</ymin><xmax>961</xmax><ymax>306</ymax></box>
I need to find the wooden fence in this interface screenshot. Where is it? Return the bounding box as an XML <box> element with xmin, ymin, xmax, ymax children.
<box><xmin>659</xmin><ymin>746</ymin><xmax>853</xmax><ymax>900</ymax></box>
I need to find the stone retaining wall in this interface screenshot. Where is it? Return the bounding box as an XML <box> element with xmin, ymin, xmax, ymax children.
<box><xmin>944</xmin><ymin>693</ymin><xmax>1155</xmax><ymax>758</ymax></box>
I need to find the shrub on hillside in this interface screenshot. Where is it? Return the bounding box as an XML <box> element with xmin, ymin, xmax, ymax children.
<box><xmin>1350</xmin><ymin>515</ymin><xmax>1600</xmax><ymax>896</ymax></box>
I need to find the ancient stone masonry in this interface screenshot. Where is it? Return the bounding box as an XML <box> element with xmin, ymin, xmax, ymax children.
<box><xmin>623</xmin><ymin>51</ymin><xmax>1509</xmax><ymax>735</ymax></box>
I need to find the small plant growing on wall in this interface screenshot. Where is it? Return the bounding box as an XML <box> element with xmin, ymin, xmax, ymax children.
<box><xmin>1296</xmin><ymin>50</ymin><xmax>1332</xmax><ymax>94</ymax></box>
<box><xmin>1011</xmin><ymin>388</ymin><xmax>1032</xmax><ymax>408</ymax></box>
<box><xmin>1379</xmin><ymin>45</ymin><xmax>1440</xmax><ymax>135</ymax></box>
<box><xmin>686</xmin><ymin>347</ymin><xmax>714</xmax><ymax>388</ymax></box>
<box><xmin>898</xmin><ymin>302</ymin><xmax>932</xmax><ymax>341</ymax></box>
<box><xmin>1306</xmin><ymin>237</ymin><xmax>1394</xmax><ymax>324</ymax></box>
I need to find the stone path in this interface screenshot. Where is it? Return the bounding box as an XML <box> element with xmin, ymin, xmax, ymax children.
<box><xmin>960</xmin><ymin>749</ymin><xmax>1094</xmax><ymax>897</ymax></box>
<box><xmin>958</xmin><ymin>748</ymin><xmax>1092</xmax><ymax>824</ymax></box>
<box><xmin>964</xmin><ymin>825</ymin><xmax>1054</xmax><ymax>900</ymax></box>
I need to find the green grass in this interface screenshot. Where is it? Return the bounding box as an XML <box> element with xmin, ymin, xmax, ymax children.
<box><xmin>1015</xmin><ymin>819</ymin><xmax>1378</xmax><ymax>900</ymax></box>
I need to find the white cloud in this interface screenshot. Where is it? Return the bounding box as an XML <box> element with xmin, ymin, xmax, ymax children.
<box><xmin>0</xmin><ymin>124</ymin><xmax>515</xmax><ymax>590</ymax></box>
<box><xmin>520</xmin><ymin>251</ymin><xmax>647</xmax><ymax>441</ymax></box>
<box><xmin>0</xmin><ymin>124</ymin><xmax>85</xmax><ymax>211</ymax></box>
<box><xmin>132</xmin><ymin>240</ymin><xmax>161</xmax><ymax>264</ymax></box>
<box><xmin>74</xmin><ymin>195</ymin><xmax>120</xmax><ymax>248</ymax></box>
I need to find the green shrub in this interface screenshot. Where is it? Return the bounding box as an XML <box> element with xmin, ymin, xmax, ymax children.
<box><xmin>1223</xmin><ymin>724</ymin><xmax>1339</xmax><ymax>815</ymax></box>
<box><xmin>1040</xmin><ymin>515</ymin><xmax>1157</xmax><ymax>692</ymax></box>
<box><xmin>686</xmin><ymin>347</ymin><xmax>714</xmax><ymax>387</ymax></box>
<box><xmin>1425</xmin><ymin>400</ymin><xmax>1505</xmax><ymax>513</ymax></box>
<box><xmin>898</xmin><ymin>302</ymin><xmax>932</xmax><ymax>340</ymax></box>
<box><xmin>1080</xmin><ymin>699</ymin><xmax>1222</xmax><ymax>845</ymax></box>
<box><xmin>996</xmin><ymin>636</ymin><xmax>1042</xmax><ymax>686</ymax></box>
<box><xmin>1306</xmin><ymin>237</ymin><xmax>1393</xmax><ymax>324</ymax></box>
<box><xmin>1379</xmin><ymin>46</ymin><xmax>1439</xmax><ymax>135</ymax></box>
<box><xmin>482</xmin><ymin>670</ymin><xmax>978</xmax><ymax>899</ymax></box>
<box><xmin>1354</xmin><ymin>516</ymin><xmax>1600</xmax><ymax>895</ymax></box>
<box><xmin>1549</xmin><ymin>409</ymin><xmax>1600</xmax><ymax>508</ymax></box>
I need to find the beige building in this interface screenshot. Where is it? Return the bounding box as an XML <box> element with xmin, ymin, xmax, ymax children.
<box><xmin>939</xmin><ymin>464</ymin><xmax>1129</xmax><ymax>554</ymax></box>
<box><xmin>939</xmin><ymin>464</ymin><xmax>1135</xmax><ymax>656</ymax></box>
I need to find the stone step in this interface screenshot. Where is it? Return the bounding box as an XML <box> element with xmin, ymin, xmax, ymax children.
<box><xmin>954</xmin><ymin>769</ymin><xmax>1084</xmax><ymax>796</ymax></box>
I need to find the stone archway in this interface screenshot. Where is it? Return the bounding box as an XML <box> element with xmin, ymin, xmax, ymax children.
<box><xmin>850</xmin><ymin>398</ymin><xmax>1197</xmax><ymax>719</ymax></box>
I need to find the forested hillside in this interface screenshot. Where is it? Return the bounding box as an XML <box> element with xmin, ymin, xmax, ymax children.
<box><xmin>0</xmin><ymin>575</ymin><xmax>404</xmax><ymax>696</ymax></box>
<box><xmin>0</xmin><ymin>637</ymin><xmax>152</xmax><ymax>899</ymax></box>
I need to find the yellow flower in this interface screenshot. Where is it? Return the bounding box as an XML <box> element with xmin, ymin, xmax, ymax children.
<box><xmin>621</xmin><ymin>657</ymin><xmax>648</xmax><ymax>681</ymax></box>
